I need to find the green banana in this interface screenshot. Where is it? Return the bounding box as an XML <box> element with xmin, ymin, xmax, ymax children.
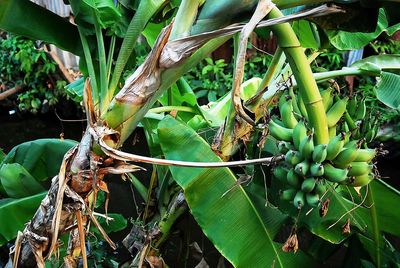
<box><xmin>306</xmin><ymin>193</ymin><xmax>320</xmax><ymax>207</ymax></box>
<box><xmin>293</xmin><ymin>121</ymin><xmax>308</xmax><ymax>150</ymax></box>
<box><xmin>289</xmin><ymin>87</ymin><xmax>301</xmax><ymax>116</ymax></box>
<box><xmin>285</xmin><ymin>150</ymin><xmax>303</xmax><ymax>165</ymax></box>
<box><xmin>354</xmin><ymin>97</ymin><xmax>366</xmax><ymax>120</ymax></box>
<box><xmin>344</xmin><ymin>111</ymin><xmax>356</xmax><ymax>131</ymax></box>
<box><xmin>314</xmin><ymin>181</ymin><xmax>326</xmax><ymax>196</ymax></box>
<box><xmin>278</xmin><ymin>141</ymin><xmax>294</xmax><ymax>154</ymax></box>
<box><xmin>273</xmin><ymin>165</ymin><xmax>289</xmax><ymax>181</ymax></box>
<box><xmin>279</xmin><ymin>92</ymin><xmax>289</xmax><ymax>110</ymax></box>
<box><xmin>280</xmin><ymin>188</ymin><xmax>297</xmax><ymax>201</ymax></box>
<box><xmin>293</xmin><ymin>190</ymin><xmax>305</xmax><ymax>209</ymax></box>
<box><xmin>297</xmin><ymin>95</ymin><xmax>309</xmax><ymax>120</ymax></box>
<box><xmin>323</xmin><ymin>163</ymin><xmax>349</xmax><ymax>183</ymax></box>
<box><xmin>348</xmin><ymin>162</ymin><xmax>373</xmax><ymax>177</ymax></box>
<box><xmin>366</xmin><ymin>120</ymin><xmax>379</xmax><ymax>143</ymax></box>
<box><xmin>274</xmin><ymin>118</ymin><xmax>286</xmax><ymax>127</ymax></box>
<box><xmin>321</xmin><ymin>87</ymin><xmax>334</xmax><ymax>112</ymax></box>
<box><xmin>343</xmin><ymin>131</ymin><xmax>350</xmax><ymax>144</ymax></box>
<box><xmin>328</xmin><ymin>126</ymin><xmax>336</xmax><ymax>139</ymax></box>
<box><xmin>326</xmin><ymin>133</ymin><xmax>346</xmax><ymax>160</ymax></box>
<box><xmin>295</xmin><ymin>160</ymin><xmax>310</xmax><ymax>176</ymax></box>
<box><xmin>354</xmin><ymin>148</ymin><xmax>376</xmax><ymax>162</ymax></box>
<box><xmin>360</xmin><ymin>114</ymin><xmax>370</xmax><ymax>135</ymax></box>
<box><xmin>340</xmin><ymin>121</ymin><xmax>349</xmax><ymax>133</ymax></box>
<box><xmin>371</xmin><ymin>123</ymin><xmax>379</xmax><ymax>141</ymax></box>
<box><xmin>352</xmin><ymin>125</ymin><xmax>361</xmax><ymax>140</ymax></box>
<box><xmin>310</xmin><ymin>162</ymin><xmax>324</xmax><ymax>177</ymax></box>
<box><xmin>344</xmin><ymin>140</ymin><xmax>358</xmax><ymax>148</ymax></box>
<box><xmin>301</xmin><ymin>178</ymin><xmax>316</xmax><ymax>193</ymax></box>
<box><xmin>347</xmin><ymin>95</ymin><xmax>358</xmax><ymax>118</ymax></box>
<box><xmin>334</xmin><ymin>141</ymin><xmax>359</xmax><ymax>167</ymax></box>
<box><xmin>350</xmin><ymin>173</ymin><xmax>374</xmax><ymax>187</ymax></box>
<box><xmin>312</xmin><ymin>144</ymin><xmax>328</xmax><ymax>162</ymax></box>
<box><xmin>281</xmin><ymin>99</ymin><xmax>298</xmax><ymax>129</ymax></box>
<box><xmin>326</xmin><ymin>97</ymin><xmax>349</xmax><ymax>128</ymax></box>
<box><xmin>287</xmin><ymin>168</ymin><xmax>302</xmax><ymax>188</ymax></box>
<box><xmin>299</xmin><ymin>134</ymin><xmax>314</xmax><ymax>160</ymax></box>
<box><xmin>269</xmin><ymin>119</ymin><xmax>293</xmax><ymax>142</ymax></box>
<box><xmin>365</xmin><ymin>129</ymin><xmax>374</xmax><ymax>143</ymax></box>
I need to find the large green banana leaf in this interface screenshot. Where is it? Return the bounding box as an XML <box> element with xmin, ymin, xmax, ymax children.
<box><xmin>1</xmin><ymin>139</ymin><xmax>77</xmax><ymax>183</ymax></box>
<box><xmin>0</xmin><ymin>139</ymin><xmax>76</xmax><ymax>245</ymax></box>
<box><xmin>0</xmin><ymin>163</ymin><xmax>45</xmax><ymax>198</ymax></box>
<box><xmin>356</xmin><ymin>180</ymin><xmax>400</xmax><ymax>266</ymax></box>
<box><xmin>325</xmin><ymin>9</ymin><xmax>400</xmax><ymax>50</ymax></box>
<box><xmin>158</xmin><ymin>116</ymin><xmax>313</xmax><ymax>268</ymax></box>
<box><xmin>0</xmin><ymin>0</ymin><xmax>82</xmax><ymax>56</ymax></box>
<box><xmin>0</xmin><ymin>192</ymin><xmax>47</xmax><ymax>245</ymax></box>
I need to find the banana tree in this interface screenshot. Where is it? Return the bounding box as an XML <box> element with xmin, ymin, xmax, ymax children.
<box><xmin>1</xmin><ymin>0</ymin><xmax>400</xmax><ymax>267</ymax></box>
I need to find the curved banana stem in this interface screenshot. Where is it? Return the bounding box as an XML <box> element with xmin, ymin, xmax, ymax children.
<box><xmin>268</xmin><ymin>7</ymin><xmax>329</xmax><ymax>144</ymax></box>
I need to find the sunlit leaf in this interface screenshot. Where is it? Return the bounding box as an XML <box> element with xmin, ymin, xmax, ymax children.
<box><xmin>375</xmin><ymin>72</ymin><xmax>400</xmax><ymax>110</ymax></box>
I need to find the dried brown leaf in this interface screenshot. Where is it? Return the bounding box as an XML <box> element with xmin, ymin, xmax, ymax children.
<box><xmin>282</xmin><ymin>233</ymin><xmax>299</xmax><ymax>253</ymax></box>
<box><xmin>320</xmin><ymin>198</ymin><xmax>330</xmax><ymax>218</ymax></box>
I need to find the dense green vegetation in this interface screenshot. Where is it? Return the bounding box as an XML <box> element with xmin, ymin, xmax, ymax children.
<box><xmin>0</xmin><ymin>0</ymin><xmax>400</xmax><ymax>267</ymax></box>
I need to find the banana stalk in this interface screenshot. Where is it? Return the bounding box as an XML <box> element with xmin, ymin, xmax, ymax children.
<box><xmin>268</xmin><ymin>7</ymin><xmax>329</xmax><ymax>144</ymax></box>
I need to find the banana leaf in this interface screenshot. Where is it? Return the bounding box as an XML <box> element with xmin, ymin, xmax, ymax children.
<box><xmin>0</xmin><ymin>192</ymin><xmax>47</xmax><ymax>245</ymax></box>
<box><xmin>374</xmin><ymin>72</ymin><xmax>400</xmax><ymax>110</ymax></box>
<box><xmin>351</xmin><ymin>54</ymin><xmax>400</xmax><ymax>72</ymax></box>
<box><xmin>351</xmin><ymin>55</ymin><xmax>400</xmax><ymax>110</ymax></box>
<box><xmin>357</xmin><ymin>180</ymin><xmax>400</xmax><ymax>265</ymax></box>
<box><xmin>68</xmin><ymin>0</ymin><xmax>121</xmax><ymax>29</ymax></box>
<box><xmin>1</xmin><ymin>139</ymin><xmax>77</xmax><ymax>183</ymax></box>
<box><xmin>0</xmin><ymin>149</ymin><xmax>5</xmax><ymax>163</ymax></box>
<box><xmin>158</xmin><ymin>116</ymin><xmax>313</xmax><ymax>268</ymax></box>
<box><xmin>325</xmin><ymin>8</ymin><xmax>400</xmax><ymax>50</ymax></box>
<box><xmin>0</xmin><ymin>163</ymin><xmax>45</xmax><ymax>198</ymax></box>
<box><xmin>90</xmin><ymin>213</ymin><xmax>128</xmax><ymax>234</ymax></box>
<box><xmin>0</xmin><ymin>0</ymin><xmax>82</xmax><ymax>56</ymax></box>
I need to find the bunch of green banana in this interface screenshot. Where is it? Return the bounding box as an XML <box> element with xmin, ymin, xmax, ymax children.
<box><xmin>270</xmin><ymin>88</ymin><xmax>379</xmax><ymax>209</ymax></box>
<box><xmin>358</xmin><ymin>113</ymin><xmax>379</xmax><ymax>143</ymax></box>
<box><xmin>347</xmin><ymin>95</ymin><xmax>366</xmax><ymax>121</ymax></box>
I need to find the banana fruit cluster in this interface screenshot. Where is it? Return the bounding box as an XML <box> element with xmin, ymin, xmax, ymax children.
<box><xmin>271</xmin><ymin>88</ymin><xmax>377</xmax><ymax>209</ymax></box>
<box><xmin>344</xmin><ymin>95</ymin><xmax>379</xmax><ymax>143</ymax></box>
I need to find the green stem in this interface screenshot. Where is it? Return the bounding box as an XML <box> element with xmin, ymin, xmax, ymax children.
<box><xmin>105</xmin><ymin>37</ymin><xmax>229</xmax><ymax>144</ymax></box>
<box><xmin>148</xmin><ymin>106</ymin><xmax>197</xmax><ymax>114</ymax></box>
<box><xmin>106</xmin><ymin>35</ymin><xmax>116</xmax><ymax>81</ymax></box>
<box><xmin>127</xmin><ymin>173</ymin><xmax>148</xmax><ymax>202</ymax></box>
<box><xmin>366</xmin><ymin>186</ymin><xmax>381</xmax><ymax>267</ymax></box>
<box><xmin>169</xmin><ymin>0</ymin><xmax>203</xmax><ymax>40</ymax></box>
<box><xmin>167</xmin><ymin>0</ymin><xmax>204</xmax><ymax>106</ymax></box>
<box><xmin>167</xmin><ymin>88</ymin><xmax>173</xmax><ymax>106</ymax></box>
<box><xmin>246</xmin><ymin>46</ymin><xmax>285</xmax><ymax>105</ymax></box>
<box><xmin>268</xmin><ymin>7</ymin><xmax>329</xmax><ymax>144</ymax></box>
<box><xmin>313</xmin><ymin>68</ymin><xmax>379</xmax><ymax>82</ymax></box>
<box><xmin>78</xmin><ymin>27</ymin><xmax>99</xmax><ymax>108</ymax></box>
<box><xmin>108</xmin><ymin>0</ymin><xmax>166</xmax><ymax>104</ymax></box>
<box><xmin>220</xmin><ymin>34</ymin><xmax>241</xmax><ymax>159</ymax></box>
<box><xmin>258</xmin><ymin>47</ymin><xmax>284</xmax><ymax>92</ymax></box>
<box><xmin>155</xmin><ymin>192</ymin><xmax>187</xmax><ymax>248</ymax></box>
<box><xmin>94</xmin><ymin>20</ymin><xmax>108</xmax><ymax>115</ymax></box>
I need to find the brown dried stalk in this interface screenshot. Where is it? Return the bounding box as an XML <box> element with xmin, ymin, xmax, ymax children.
<box><xmin>232</xmin><ymin>0</ymin><xmax>275</xmax><ymax>125</ymax></box>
